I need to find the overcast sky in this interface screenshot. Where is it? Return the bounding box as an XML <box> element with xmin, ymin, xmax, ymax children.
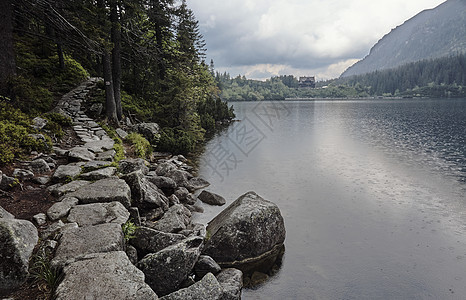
<box><xmin>188</xmin><ymin>0</ymin><xmax>446</xmax><ymax>81</ymax></box>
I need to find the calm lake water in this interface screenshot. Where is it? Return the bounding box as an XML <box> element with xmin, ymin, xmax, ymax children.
<box><xmin>194</xmin><ymin>99</ymin><xmax>466</xmax><ymax>300</ymax></box>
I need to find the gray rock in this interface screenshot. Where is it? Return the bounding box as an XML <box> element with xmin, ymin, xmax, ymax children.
<box><xmin>147</xmin><ymin>176</ymin><xmax>177</xmax><ymax>195</ymax></box>
<box><xmin>126</xmin><ymin>244</ymin><xmax>138</xmax><ymax>265</ymax></box>
<box><xmin>47</xmin><ymin>197</ymin><xmax>79</xmax><ymax>221</ymax></box>
<box><xmin>41</xmin><ymin>220</ymin><xmax>65</xmax><ymax>239</ymax></box>
<box><xmin>50</xmin><ymin>180</ymin><xmax>91</xmax><ymax>197</ymax></box>
<box><xmin>80</xmin><ymin>167</ymin><xmax>116</xmax><ymax>180</ymax></box>
<box><xmin>137</xmin><ymin>236</ymin><xmax>204</xmax><ymax>296</ymax></box>
<box><xmin>119</xmin><ymin>158</ymin><xmax>149</xmax><ymax>175</ymax></box>
<box><xmin>55</xmin><ymin>251</ymin><xmax>157</xmax><ymax>300</ymax></box>
<box><xmin>52</xmin><ymin>223</ymin><xmax>125</xmax><ymax>268</ymax></box>
<box><xmin>116</xmin><ymin>128</ymin><xmax>128</xmax><ymax>139</ymax></box>
<box><xmin>53</xmin><ymin>146</ymin><xmax>69</xmax><ymax>157</ymax></box>
<box><xmin>152</xmin><ymin>204</ymin><xmax>191</xmax><ymax>234</ymax></box>
<box><xmin>186</xmin><ymin>177</ymin><xmax>210</xmax><ymax>192</ymax></box>
<box><xmin>185</xmin><ymin>204</ymin><xmax>204</xmax><ymax>214</ymax></box>
<box><xmin>67</xmin><ymin>202</ymin><xmax>130</xmax><ymax>227</ymax></box>
<box><xmin>84</xmin><ymin>139</ymin><xmax>115</xmax><ymax>153</ymax></box>
<box><xmin>198</xmin><ymin>190</ymin><xmax>226</xmax><ymax>206</ymax></box>
<box><xmin>31</xmin><ymin>117</ymin><xmax>48</xmax><ymax>130</ymax></box>
<box><xmin>0</xmin><ymin>206</ymin><xmax>14</xmax><ymax>219</ymax></box>
<box><xmin>82</xmin><ymin>160</ymin><xmax>112</xmax><ymax>171</ymax></box>
<box><xmin>155</xmin><ymin>162</ymin><xmax>177</xmax><ymax>176</ymax></box>
<box><xmin>0</xmin><ymin>174</ymin><xmax>16</xmax><ymax>190</ymax></box>
<box><xmin>130</xmin><ymin>226</ymin><xmax>185</xmax><ymax>257</ymax></box>
<box><xmin>174</xmin><ymin>187</ymin><xmax>189</xmax><ymax>202</ymax></box>
<box><xmin>68</xmin><ymin>146</ymin><xmax>96</xmax><ymax>162</ymax></box>
<box><xmin>166</xmin><ymin>169</ymin><xmax>193</xmax><ymax>188</ymax></box>
<box><xmin>52</xmin><ymin>165</ymin><xmax>82</xmax><ymax>182</ymax></box>
<box><xmin>34</xmin><ymin>176</ymin><xmax>51</xmax><ymax>185</ymax></box>
<box><xmin>160</xmin><ymin>273</ymin><xmax>222</xmax><ymax>300</ymax></box>
<box><xmin>28</xmin><ymin>159</ymin><xmax>51</xmax><ymax>174</ymax></box>
<box><xmin>0</xmin><ymin>218</ymin><xmax>39</xmax><ymax>289</ymax></box>
<box><xmin>88</xmin><ymin>103</ymin><xmax>103</xmax><ymax>118</ymax></box>
<box><xmin>133</xmin><ymin>122</ymin><xmax>161</xmax><ymax>143</ymax></box>
<box><xmin>202</xmin><ymin>191</ymin><xmax>286</xmax><ymax>268</ymax></box>
<box><xmin>33</xmin><ymin>213</ymin><xmax>47</xmax><ymax>226</ymax></box>
<box><xmin>122</xmin><ymin>171</ymin><xmax>168</xmax><ymax>211</ymax></box>
<box><xmin>168</xmin><ymin>194</ymin><xmax>180</xmax><ymax>206</ymax></box>
<box><xmin>128</xmin><ymin>207</ymin><xmax>141</xmax><ymax>226</ymax></box>
<box><xmin>12</xmin><ymin>169</ymin><xmax>34</xmax><ymax>181</ymax></box>
<box><xmin>69</xmin><ymin>178</ymin><xmax>132</xmax><ymax>208</ymax></box>
<box><xmin>194</xmin><ymin>255</ymin><xmax>221</xmax><ymax>278</ymax></box>
<box><xmin>216</xmin><ymin>268</ymin><xmax>243</xmax><ymax>300</ymax></box>
<box><xmin>96</xmin><ymin>149</ymin><xmax>116</xmax><ymax>161</ymax></box>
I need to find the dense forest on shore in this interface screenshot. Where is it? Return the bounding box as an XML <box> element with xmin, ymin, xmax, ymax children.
<box><xmin>0</xmin><ymin>0</ymin><xmax>234</xmax><ymax>162</ymax></box>
<box><xmin>217</xmin><ymin>53</ymin><xmax>466</xmax><ymax>101</ymax></box>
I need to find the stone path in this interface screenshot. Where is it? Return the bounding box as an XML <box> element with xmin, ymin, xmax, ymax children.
<box><xmin>1</xmin><ymin>78</ymin><xmax>244</xmax><ymax>300</ymax></box>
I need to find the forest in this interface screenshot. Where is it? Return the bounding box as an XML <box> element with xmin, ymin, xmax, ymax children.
<box><xmin>0</xmin><ymin>0</ymin><xmax>234</xmax><ymax>161</ymax></box>
<box><xmin>217</xmin><ymin>53</ymin><xmax>466</xmax><ymax>101</ymax></box>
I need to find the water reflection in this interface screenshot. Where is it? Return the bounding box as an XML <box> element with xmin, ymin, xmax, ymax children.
<box><xmin>196</xmin><ymin>99</ymin><xmax>466</xmax><ymax>299</ymax></box>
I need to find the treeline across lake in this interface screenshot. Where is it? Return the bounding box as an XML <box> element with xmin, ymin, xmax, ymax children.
<box><xmin>216</xmin><ymin>54</ymin><xmax>466</xmax><ymax>101</ymax></box>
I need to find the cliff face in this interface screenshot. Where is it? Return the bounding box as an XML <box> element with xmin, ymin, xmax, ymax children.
<box><xmin>341</xmin><ymin>0</ymin><xmax>466</xmax><ymax>77</ymax></box>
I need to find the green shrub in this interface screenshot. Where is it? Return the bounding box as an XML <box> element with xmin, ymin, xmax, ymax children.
<box><xmin>125</xmin><ymin>133</ymin><xmax>152</xmax><ymax>158</ymax></box>
<box><xmin>122</xmin><ymin>221</ymin><xmax>138</xmax><ymax>242</ymax></box>
<box><xmin>0</xmin><ymin>121</ymin><xmax>51</xmax><ymax>164</ymax></box>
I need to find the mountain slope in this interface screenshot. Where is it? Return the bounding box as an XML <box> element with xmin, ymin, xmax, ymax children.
<box><xmin>341</xmin><ymin>0</ymin><xmax>466</xmax><ymax>77</ymax></box>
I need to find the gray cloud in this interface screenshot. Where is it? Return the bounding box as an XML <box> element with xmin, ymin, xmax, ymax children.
<box><xmin>189</xmin><ymin>0</ymin><xmax>446</xmax><ymax>80</ymax></box>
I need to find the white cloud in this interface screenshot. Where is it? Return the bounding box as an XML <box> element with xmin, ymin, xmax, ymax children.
<box><xmin>189</xmin><ymin>0</ymin><xmax>446</xmax><ymax>79</ymax></box>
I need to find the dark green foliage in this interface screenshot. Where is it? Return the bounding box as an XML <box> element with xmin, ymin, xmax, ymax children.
<box><xmin>157</xmin><ymin>127</ymin><xmax>197</xmax><ymax>155</ymax></box>
<box><xmin>338</xmin><ymin>54</ymin><xmax>466</xmax><ymax>97</ymax></box>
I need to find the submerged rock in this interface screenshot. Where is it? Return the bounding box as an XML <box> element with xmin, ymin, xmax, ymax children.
<box><xmin>202</xmin><ymin>191</ymin><xmax>285</xmax><ymax>273</ymax></box>
<box><xmin>198</xmin><ymin>190</ymin><xmax>226</xmax><ymax>206</ymax></box>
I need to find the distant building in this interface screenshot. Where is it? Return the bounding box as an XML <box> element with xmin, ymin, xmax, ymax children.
<box><xmin>298</xmin><ymin>76</ymin><xmax>316</xmax><ymax>88</ymax></box>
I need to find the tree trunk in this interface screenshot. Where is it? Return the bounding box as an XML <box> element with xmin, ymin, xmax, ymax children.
<box><xmin>111</xmin><ymin>0</ymin><xmax>122</xmax><ymax>120</ymax></box>
<box><xmin>0</xmin><ymin>0</ymin><xmax>16</xmax><ymax>85</ymax></box>
<box><xmin>57</xmin><ymin>42</ymin><xmax>65</xmax><ymax>70</ymax></box>
<box><xmin>103</xmin><ymin>51</ymin><xmax>118</xmax><ymax>124</ymax></box>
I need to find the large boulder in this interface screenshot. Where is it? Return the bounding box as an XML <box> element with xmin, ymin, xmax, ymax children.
<box><xmin>202</xmin><ymin>192</ymin><xmax>285</xmax><ymax>272</ymax></box>
<box><xmin>68</xmin><ymin>178</ymin><xmax>132</xmax><ymax>208</ymax></box>
<box><xmin>151</xmin><ymin>204</ymin><xmax>191</xmax><ymax>234</ymax></box>
<box><xmin>52</xmin><ymin>223</ymin><xmax>125</xmax><ymax>268</ymax></box>
<box><xmin>137</xmin><ymin>236</ymin><xmax>204</xmax><ymax>296</ymax></box>
<box><xmin>49</xmin><ymin>180</ymin><xmax>91</xmax><ymax>197</ymax></box>
<box><xmin>165</xmin><ymin>169</ymin><xmax>193</xmax><ymax>188</ymax></box>
<box><xmin>122</xmin><ymin>171</ymin><xmax>168</xmax><ymax>211</ymax></box>
<box><xmin>55</xmin><ymin>251</ymin><xmax>157</xmax><ymax>300</ymax></box>
<box><xmin>159</xmin><ymin>273</ymin><xmax>222</xmax><ymax>300</ymax></box>
<box><xmin>67</xmin><ymin>202</ymin><xmax>130</xmax><ymax>227</ymax></box>
<box><xmin>132</xmin><ymin>123</ymin><xmax>161</xmax><ymax>144</ymax></box>
<box><xmin>0</xmin><ymin>218</ymin><xmax>39</xmax><ymax>289</ymax></box>
<box><xmin>216</xmin><ymin>268</ymin><xmax>243</xmax><ymax>300</ymax></box>
<box><xmin>130</xmin><ymin>226</ymin><xmax>186</xmax><ymax>257</ymax></box>
<box><xmin>198</xmin><ymin>190</ymin><xmax>226</xmax><ymax>206</ymax></box>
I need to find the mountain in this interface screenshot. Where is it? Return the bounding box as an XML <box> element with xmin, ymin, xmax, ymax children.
<box><xmin>341</xmin><ymin>0</ymin><xmax>466</xmax><ymax>78</ymax></box>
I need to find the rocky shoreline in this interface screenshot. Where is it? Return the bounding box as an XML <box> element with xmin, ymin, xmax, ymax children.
<box><xmin>0</xmin><ymin>79</ymin><xmax>286</xmax><ymax>299</ymax></box>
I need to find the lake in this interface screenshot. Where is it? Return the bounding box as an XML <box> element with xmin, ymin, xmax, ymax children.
<box><xmin>194</xmin><ymin>99</ymin><xmax>466</xmax><ymax>300</ymax></box>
